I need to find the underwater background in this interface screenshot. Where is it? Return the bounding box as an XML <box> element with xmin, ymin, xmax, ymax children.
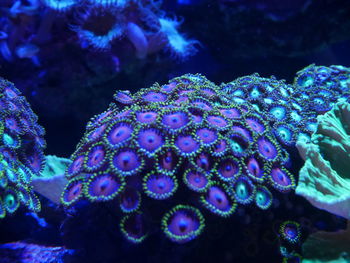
<box><xmin>0</xmin><ymin>0</ymin><xmax>350</xmax><ymax>262</ymax></box>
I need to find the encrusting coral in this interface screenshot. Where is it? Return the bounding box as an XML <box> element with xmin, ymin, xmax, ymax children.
<box><xmin>296</xmin><ymin>101</ymin><xmax>350</xmax><ymax>220</ymax></box>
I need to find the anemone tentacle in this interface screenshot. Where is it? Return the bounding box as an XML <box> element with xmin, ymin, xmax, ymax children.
<box><xmin>71</xmin><ymin>5</ymin><xmax>124</xmax><ymax>50</ymax></box>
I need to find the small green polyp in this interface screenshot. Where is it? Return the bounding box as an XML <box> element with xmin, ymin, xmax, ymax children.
<box><xmin>3</xmin><ymin>133</ymin><xmax>14</xmax><ymax>144</ymax></box>
<box><xmin>230</xmin><ymin>140</ymin><xmax>244</xmax><ymax>153</ymax></box>
<box><xmin>3</xmin><ymin>133</ymin><xmax>19</xmax><ymax>148</ymax></box>
<box><xmin>4</xmin><ymin>192</ymin><xmax>19</xmax><ymax>213</ymax></box>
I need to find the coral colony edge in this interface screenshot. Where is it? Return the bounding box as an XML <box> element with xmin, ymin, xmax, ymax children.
<box><xmin>1</xmin><ymin>64</ymin><xmax>350</xmax><ymax>262</ymax></box>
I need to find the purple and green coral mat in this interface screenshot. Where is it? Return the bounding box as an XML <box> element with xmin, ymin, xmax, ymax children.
<box><xmin>0</xmin><ymin>64</ymin><xmax>349</xmax><ymax>263</ymax></box>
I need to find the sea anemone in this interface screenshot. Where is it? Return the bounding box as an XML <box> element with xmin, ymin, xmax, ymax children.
<box><xmin>71</xmin><ymin>5</ymin><xmax>124</xmax><ymax>50</ymax></box>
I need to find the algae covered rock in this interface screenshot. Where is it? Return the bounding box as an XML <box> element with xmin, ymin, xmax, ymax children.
<box><xmin>302</xmin><ymin>221</ymin><xmax>350</xmax><ymax>263</ymax></box>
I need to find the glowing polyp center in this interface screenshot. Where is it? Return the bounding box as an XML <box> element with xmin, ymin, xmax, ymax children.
<box><xmin>214</xmin><ymin>193</ymin><xmax>223</xmax><ymax>203</ymax></box>
<box><xmin>72</xmin><ymin>184</ymin><xmax>81</xmax><ymax>196</ymax></box>
<box><xmin>5</xmin><ymin>194</ymin><xmax>15</xmax><ymax>207</ymax></box>
<box><xmin>249</xmin><ymin>160</ymin><xmax>259</xmax><ymax>175</ymax></box>
<box><xmin>199</xmin><ymin>158</ymin><xmax>207</xmax><ymax>166</ymax></box>
<box><xmin>116</xmin><ymin>129</ymin><xmax>125</xmax><ymax>137</ymax></box>
<box><xmin>271</xmin><ymin>107</ymin><xmax>285</xmax><ymax>119</ymax></box>
<box><xmin>232</xmin><ymin>143</ymin><xmax>241</xmax><ymax>151</ymax></box>
<box><xmin>183</xmin><ymin>140</ymin><xmax>190</xmax><ymax>146</ymax></box>
<box><xmin>263</xmin><ymin>145</ymin><xmax>271</xmax><ymax>153</ymax></box>
<box><xmin>251</xmin><ymin>89</ymin><xmax>259</xmax><ymax>97</ymax></box>
<box><xmin>280</xmin><ymin>129</ymin><xmax>288</xmax><ymax>139</ymax></box>
<box><xmin>3</xmin><ymin>134</ymin><xmax>14</xmax><ymax>145</ymax></box>
<box><xmin>278</xmin><ymin>172</ymin><xmax>286</xmax><ymax>182</ymax></box>
<box><xmin>257</xmin><ymin>192</ymin><xmax>266</xmax><ymax>203</ymax></box>
<box><xmin>237</xmin><ymin>183</ymin><xmax>247</xmax><ymax>197</ymax></box>
<box><xmin>122</xmin><ymin>155</ymin><xmax>131</xmax><ymax>163</ymax></box>
<box><xmin>93</xmin><ymin>151</ymin><xmax>103</xmax><ymax>161</ymax></box>
<box><xmin>178</xmin><ymin>219</ymin><xmax>189</xmax><ymax>232</ymax></box>
<box><xmin>157</xmin><ymin>181</ymin><xmax>166</xmax><ymax>189</ymax></box>
<box><xmin>99</xmin><ymin>179</ymin><xmax>110</xmax><ymax>191</ymax></box>
<box><xmin>74</xmin><ymin>158</ymin><xmax>83</xmax><ymax>169</ymax></box>
<box><xmin>147</xmin><ymin>136</ymin><xmax>155</xmax><ymax>143</ymax></box>
<box><xmin>194</xmin><ymin>177</ymin><xmax>201</xmax><ymax>183</ymax></box>
<box><xmin>285</xmin><ymin>227</ymin><xmax>295</xmax><ymax>237</ymax></box>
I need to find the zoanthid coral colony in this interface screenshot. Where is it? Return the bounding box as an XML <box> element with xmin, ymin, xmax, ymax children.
<box><xmin>0</xmin><ymin>78</ymin><xmax>46</xmax><ymax>218</ymax></box>
<box><xmin>62</xmin><ymin>71</ymin><xmax>324</xmax><ymax>244</ymax></box>
<box><xmin>1</xmin><ymin>64</ymin><xmax>350</xmax><ymax>262</ymax></box>
<box><xmin>62</xmin><ymin>75</ymin><xmax>282</xmax><ymax>243</ymax></box>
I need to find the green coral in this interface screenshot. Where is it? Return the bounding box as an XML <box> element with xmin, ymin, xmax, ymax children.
<box><xmin>296</xmin><ymin>101</ymin><xmax>350</xmax><ymax>220</ymax></box>
<box><xmin>31</xmin><ymin>155</ymin><xmax>71</xmax><ymax>204</ymax></box>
